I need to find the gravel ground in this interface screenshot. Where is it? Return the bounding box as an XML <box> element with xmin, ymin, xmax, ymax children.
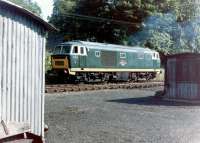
<box><xmin>45</xmin><ymin>87</ymin><xmax>200</xmax><ymax>143</ymax></box>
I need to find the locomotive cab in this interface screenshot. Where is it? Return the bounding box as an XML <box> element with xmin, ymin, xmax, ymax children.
<box><xmin>51</xmin><ymin>45</ymin><xmax>71</xmax><ymax>70</ymax></box>
<box><xmin>51</xmin><ymin>44</ymin><xmax>87</xmax><ymax>75</ymax></box>
<box><xmin>152</xmin><ymin>52</ymin><xmax>161</xmax><ymax>70</ymax></box>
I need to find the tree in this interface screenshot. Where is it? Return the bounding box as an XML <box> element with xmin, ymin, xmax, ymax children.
<box><xmin>130</xmin><ymin>0</ymin><xmax>200</xmax><ymax>54</ymax></box>
<box><xmin>49</xmin><ymin>0</ymin><xmax>177</xmax><ymax>45</ymax></box>
<box><xmin>8</xmin><ymin>0</ymin><xmax>41</xmax><ymax>16</ymax></box>
<box><xmin>145</xmin><ymin>31</ymin><xmax>174</xmax><ymax>54</ymax></box>
<box><xmin>48</xmin><ymin>0</ymin><xmax>200</xmax><ymax>54</ymax></box>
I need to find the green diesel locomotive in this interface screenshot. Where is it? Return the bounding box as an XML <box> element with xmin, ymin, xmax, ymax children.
<box><xmin>48</xmin><ymin>41</ymin><xmax>161</xmax><ymax>83</ymax></box>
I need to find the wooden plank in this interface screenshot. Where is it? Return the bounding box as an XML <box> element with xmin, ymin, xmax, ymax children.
<box><xmin>4</xmin><ymin>139</ymin><xmax>33</xmax><ymax>143</ymax></box>
<box><xmin>0</xmin><ymin>122</ymin><xmax>30</xmax><ymax>139</ymax></box>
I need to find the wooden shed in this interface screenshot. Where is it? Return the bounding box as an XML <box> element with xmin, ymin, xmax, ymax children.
<box><xmin>0</xmin><ymin>0</ymin><xmax>55</xmax><ymax>142</ymax></box>
<box><xmin>164</xmin><ymin>53</ymin><xmax>200</xmax><ymax>101</ymax></box>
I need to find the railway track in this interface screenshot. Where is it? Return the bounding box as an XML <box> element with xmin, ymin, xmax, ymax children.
<box><xmin>45</xmin><ymin>81</ymin><xmax>164</xmax><ymax>93</ymax></box>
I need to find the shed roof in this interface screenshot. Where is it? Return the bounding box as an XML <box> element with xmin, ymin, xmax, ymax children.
<box><xmin>0</xmin><ymin>0</ymin><xmax>56</xmax><ymax>31</ymax></box>
<box><xmin>166</xmin><ymin>53</ymin><xmax>200</xmax><ymax>59</ymax></box>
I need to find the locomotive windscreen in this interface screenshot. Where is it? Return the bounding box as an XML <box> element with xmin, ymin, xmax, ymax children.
<box><xmin>101</xmin><ymin>50</ymin><xmax>117</xmax><ymax>67</ymax></box>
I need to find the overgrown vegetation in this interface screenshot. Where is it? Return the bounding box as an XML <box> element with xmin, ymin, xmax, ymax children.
<box><xmin>130</xmin><ymin>10</ymin><xmax>200</xmax><ymax>54</ymax></box>
<box><xmin>45</xmin><ymin>51</ymin><xmax>52</xmax><ymax>72</ymax></box>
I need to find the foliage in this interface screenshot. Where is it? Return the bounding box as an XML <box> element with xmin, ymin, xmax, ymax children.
<box><xmin>130</xmin><ymin>10</ymin><xmax>200</xmax><ymax>54</ymax></box>
<box><xmin>8</xmin><ymin>0</ymin><xmax>41</xmax><ymax>16</ymax></box>
<box><xmin>145</xmin><ymin>31</ymin><xmax>174</xmax><ymax>54</ymax></box>
<box><xmin>49</xmin><ymin>0</ymin><xmax>178</xmax><ymax>45</ymax></box>
<box><xmin>49</xmin><ymin>0</ymin><xmax>200</xmax><ymax>54</ymax></box>
<box><xmin>45</xmin><ymin>51</ymin><xmax>52</xmax><ymax>73</ymax></box>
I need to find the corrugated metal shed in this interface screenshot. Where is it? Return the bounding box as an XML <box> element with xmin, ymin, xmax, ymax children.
<box><xmin>0</xmin><ymin>0</ymin><xmax>55</xmax><ymax>139</ymax></box>
<box><xmin>164</xmin><ymin>53</ymin><xmax>200</xmax><ymax>100</ymax></box>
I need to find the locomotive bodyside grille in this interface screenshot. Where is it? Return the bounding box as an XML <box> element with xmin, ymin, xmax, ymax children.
<box><xmin>101</xmin><ymin>51</ymin><xmax>117</xmax><ymax>67</ymax></box>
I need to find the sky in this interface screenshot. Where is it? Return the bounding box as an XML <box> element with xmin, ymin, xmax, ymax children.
<box><xmin>33</xmin><ymin>0</ymin><xmax>54</xmax><ymax>21</ymax></box>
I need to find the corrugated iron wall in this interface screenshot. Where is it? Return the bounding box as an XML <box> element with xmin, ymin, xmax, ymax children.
<box><xmin>0</xmin><ymin>7</ymin><xmax>45</xmax><ymax>137</ymax></box>
<box><xmin>166</xmin><ymin>59</ymin><xmax>176</xmax><ymax>98</ymax></box>
<box><xmin>165</xmin><ymin>55</ymin><xmax>200</xmax><ymax>100</ymax></box>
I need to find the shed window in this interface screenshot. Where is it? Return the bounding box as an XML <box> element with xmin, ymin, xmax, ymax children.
<box><xmin>73</xmin><ymin>46</ymin><xmax>78</xmax><ymax>54</ymax></box>
<box><xmin>120</xmin><ymin>53</ymin><xmax>126</xmax><ymax>58</ymax></box>
<box><xmin>95</xmin><ymin>51</ymin><xmax>101</xmax><ymax>57</ymax></box>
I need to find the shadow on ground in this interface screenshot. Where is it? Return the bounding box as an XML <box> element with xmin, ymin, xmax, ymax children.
<box><xmin>106</xmin><ymin>95</ymin><xmax>200</xmax><ymax>106</ymax></box>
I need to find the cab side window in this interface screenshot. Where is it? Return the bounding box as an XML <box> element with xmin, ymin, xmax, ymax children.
<box><xmin>80</xmin><ymin>47</ymin><xmax>84</xmax><ymax>54</ymax></box>
<box><xmin>152</xmin><ymin>52</ymin><xmax>158</xmax><ymax>59</ymax></box>
<box><xmin>157</xmin><ymin>53</ymin><xmax>159</xmax><ymax>59</ymax></box>
<box><xmin>73</xmin><ymin>46</ymin><xmax>78</xmax><ymax>54</ymax></box>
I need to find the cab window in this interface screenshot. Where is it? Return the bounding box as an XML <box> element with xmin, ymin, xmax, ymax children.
<box><xmin>62</xmin><ymin>45</ymin><xmax>71</xmax><ymax>54</ymax></box>
<box><xmin>157</xmin><ymin>53</ymin><xmax>159</xmax><ymax>59</ymax></box>
<box><xmin>80</xmin><ymin>47</ymin><xmax>84</xmax><ymax>54</ymax></box>
<box><xmin>73</xmin><ymin>46</ymin><xmax>78</xmax><ymax>54</ymax></box>
<box><xmin>152</xmin><ymin>53</ymin><xmax>158</xmax><ymax>59</ymax></box>
<box><xmin>53</xmin><ymin>46</ymin><xmax>62</xmax><ymax>54</ymax></box>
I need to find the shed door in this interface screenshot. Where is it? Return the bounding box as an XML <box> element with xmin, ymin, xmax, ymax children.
<box><xmin>79</xmin><ymin>46</ymin><xmax>87</xmax><ymax>68</ymax></box>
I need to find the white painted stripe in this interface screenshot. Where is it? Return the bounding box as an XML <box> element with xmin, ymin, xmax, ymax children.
<box><xmin>70</xmin><ymin>68</ymin><xmax>161</xmax><ymax>72</ymax></box>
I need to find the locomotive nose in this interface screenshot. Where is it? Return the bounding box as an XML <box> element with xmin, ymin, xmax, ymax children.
<box><xmin>52</xmin><ymin>55</ymin><xmax>69</xmax><ymax>69</ymax></box>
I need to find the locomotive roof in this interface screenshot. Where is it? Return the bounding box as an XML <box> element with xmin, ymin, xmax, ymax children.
<box><xmin>61</xmin><ymin>41</ymin><xmax>157</xmax><ymax>53</ymax></box>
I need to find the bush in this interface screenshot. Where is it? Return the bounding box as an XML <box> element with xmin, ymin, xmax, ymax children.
<box><xmin>45</xmin><ymin>52</ymin><xmax>52</xmax><ymax>73</ymax></box>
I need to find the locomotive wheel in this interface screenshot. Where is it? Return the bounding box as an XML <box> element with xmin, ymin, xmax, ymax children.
<box><xmin>131</xmin><ymin>73</ymin><xmax>138</xmax><ymax>82</ymax></box>
<box><xmin>68</xmin><ymin>75</ymin><xmax>78</xmax><ymax>84</ymax></box>
<box><xmin>100</xmin><ymin>74</ymin><xmax>106</xmax><ymax>82</ymax></box>
<box><xmin>145</xmin><ymin>74</ymin><xmax>152</xmax><ymax>81</ymax></box>
<box><xmin>130</xmin><ymin>76</ymin><xmax>137</xmax><ymax>82</ymax></box>
<box><xmin>63</xmin><ymin>77</ymin><xmax>68</xmax><ymax>84</ymax></box>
